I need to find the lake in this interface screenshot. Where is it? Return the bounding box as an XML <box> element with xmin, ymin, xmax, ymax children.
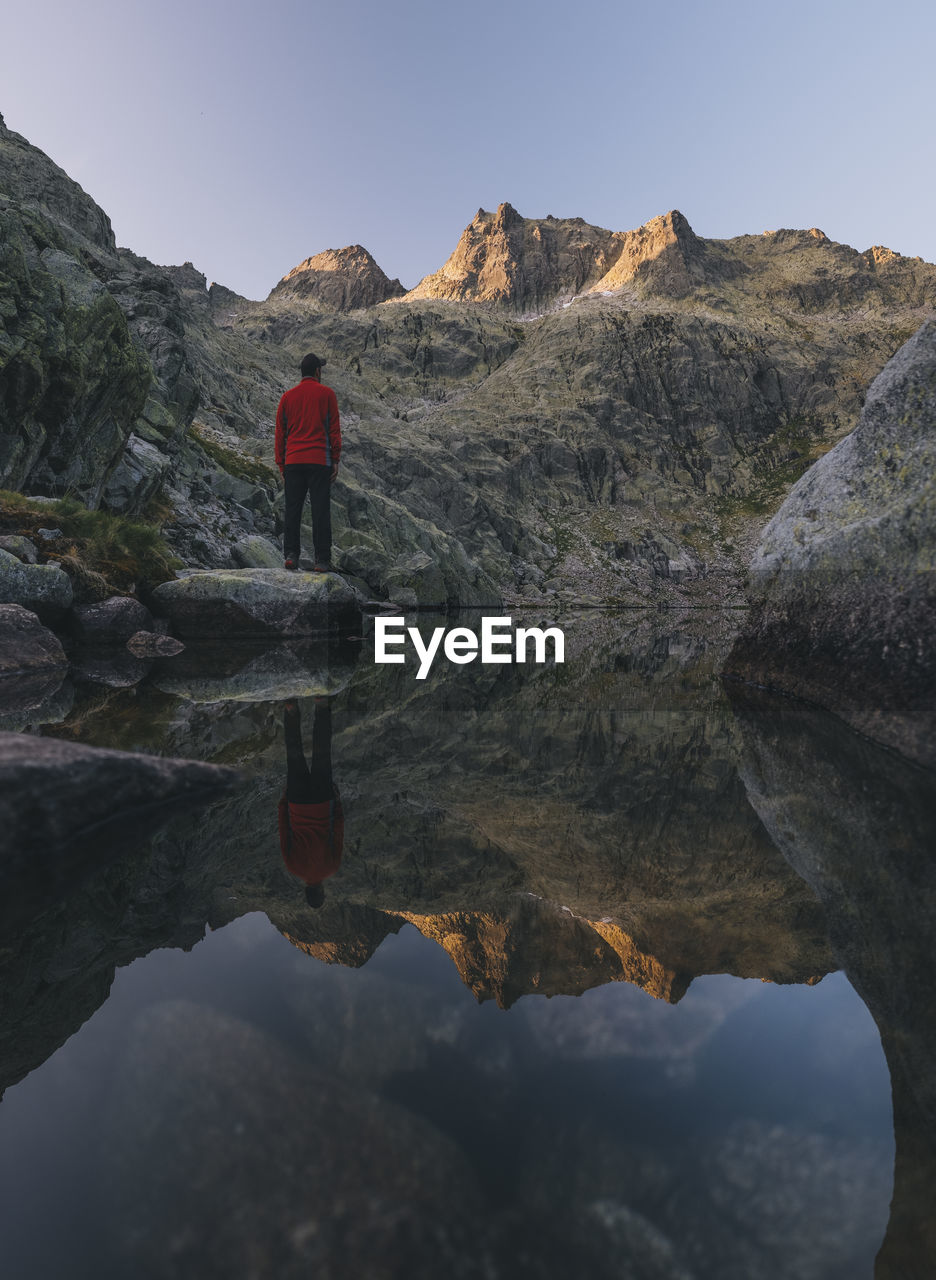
<box><xmin>1</xmin><ymin>609</ymin><xmax>932</xmax><ymax>1280</ymax></box>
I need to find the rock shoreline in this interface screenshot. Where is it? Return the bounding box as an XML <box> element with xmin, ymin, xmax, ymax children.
<box><xmin>725</xmin><ymin>320</ymin><xmax>936</xmax><ymax>769</ymax></box>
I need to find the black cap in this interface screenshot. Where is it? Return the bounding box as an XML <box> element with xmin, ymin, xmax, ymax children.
<box><xmin>300</xmin><ymin>353</ymin><xmax>326</xmax><ymax>377</ymax></box>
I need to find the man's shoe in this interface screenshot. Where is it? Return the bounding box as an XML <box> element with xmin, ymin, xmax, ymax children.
<box><xmin>284</xmin><ymin>557</ymin><xmax>298</xmax><ymax>571</ymax></box>
<box><xmin>313</xmin><ymin>562</ymin><xmax>332</xmax><ymax>573</ymax></box>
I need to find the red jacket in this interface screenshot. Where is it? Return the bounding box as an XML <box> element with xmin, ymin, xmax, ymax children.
<box><xmin>278</xmin><ymin>792</ymin><xmax>344</xmax><ymax>885</ymax></box>
<box><xmin>275</xmin><ymin>376</ymin><xmax>341</xmax><ymax>471</ymax></box>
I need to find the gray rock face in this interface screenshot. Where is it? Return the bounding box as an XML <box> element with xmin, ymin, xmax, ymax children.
<box><xmin>151</xmin><ymin>568</ymin><xmax>365</xmax><ymax>637</ymax></box>
<box><xmin>71</xmin><ymin>595</ymin><xmax>154</xmax><ymax>643</ymax></box>
<box><xmin>0</xmin><ymin>603</ymin><xmax>67</xmax><ymax>676</ymax></box>
<box><xmin>100</xmin><ymin>434</ymin><xmax>171</xmax><ymax>512</ymax></box>
<box><xmin>726</xmin><ymin>319</ymin><xmax>936</xmax><ymax>767</ymax></box>
<box><xmin>231</xmin><ymin>534</ymin><xmax>282</xmax><ymax>569</ymax></box>
<box><xmin>0</xmin><ymin>547</ymin><xmax>73</xmax><ymax>620</ymax></box>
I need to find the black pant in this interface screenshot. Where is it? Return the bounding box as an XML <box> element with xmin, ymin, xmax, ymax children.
<box><xmin>283</xmin><ymin>463</ymin><xmax>331</xmax><ymax>564</ymax></box>
<box><xmin>285</xmin><ymin>703</ymin><xmax>333</xmax><ymax>803</ymax></box>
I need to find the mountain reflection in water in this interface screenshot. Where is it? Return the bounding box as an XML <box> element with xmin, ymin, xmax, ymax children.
<box><xmin>0</xmin><ymin>611</ymin><xmax>931</xmax><ymax>1279</ymax></box>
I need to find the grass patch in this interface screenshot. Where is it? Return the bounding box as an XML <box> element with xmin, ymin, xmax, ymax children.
<box><xmin>0</xmin><ymin>489</ymin><xmax>180</xmax><ymax>588</ymax></box>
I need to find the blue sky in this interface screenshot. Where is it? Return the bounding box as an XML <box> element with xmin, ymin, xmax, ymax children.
<box><xmin>3</xmin><ymin>0</ymin><xmax>934</xmax><ymax>299</ymax></box>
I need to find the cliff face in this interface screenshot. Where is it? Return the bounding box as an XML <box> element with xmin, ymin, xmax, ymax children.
<box><xmin>3</xmin><ymin>116</ymin><xmax>935</xmax><ymax>608</ymax></box>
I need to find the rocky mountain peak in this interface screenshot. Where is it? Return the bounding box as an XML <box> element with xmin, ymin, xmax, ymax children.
<box><xmin>402</xmin><ymin>204</ymin><xmax>713</xmax><ymax>310</ymax></box>
<box><xmin>588</xmin><ymin>208</ymin><xmax>707</xmax><ymax>297</ymax></box>
<box><xmin>404</xmin><ymin>203</ymin><xmax>626</xmax><ymax>311</ymax></box>
<box><xmin>268</xmin><ymin>244</ymin><xmax>405</xmax><ymax>311</ymax></box>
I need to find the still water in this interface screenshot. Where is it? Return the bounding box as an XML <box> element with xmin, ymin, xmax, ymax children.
<box><xmin>0</xmin><ymin>611</ymin><xmax>933</xmax><ymax>1279</ymax></box>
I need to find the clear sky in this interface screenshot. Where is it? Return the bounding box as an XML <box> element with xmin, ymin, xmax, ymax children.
<box><xmin>3</xmin><ymin>0</ymin><xmax>934</xmax><ymax>300</ymax></box>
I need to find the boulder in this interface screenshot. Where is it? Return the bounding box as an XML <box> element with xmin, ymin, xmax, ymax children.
<box><xmin>0</xmin><ymin>603</ymin><xmax>68</xmax><ymax>676</ymax></box>
<box><xmin>232</xmin><ymin>535</ymin><xmax>283</xmax><ymax>569</ymax></box>
<box><xmin>725</xmin><ymin>319</ymin><xmax>936</xmax><ymax>768</ymax></box>
<box><xmin>0</xmin><ymin>536</ymin><xmax>38</xmax><ymax>563</ymax></box>
<box><xmin>150</xmin><ymin>568</ymin><xmax>365</xmax><ymax>638</ymax></box>
<box><xmin>71</xmin><ymin>595</ymin><xmax>154</xmax><ymax>643</ymax></box>
<box><xmin>0</xmin><ymin>732</ymin><xmax>239</xmax><ymax>873</ymax></box>
<box><xmin>0</xmin><ymin>548</ymin><xmax>73</xmax><ymax>621</ymax></box>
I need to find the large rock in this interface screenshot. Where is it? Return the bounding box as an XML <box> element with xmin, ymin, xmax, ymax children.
<box><xmin>70</xmin><ymin>595</ymin><xmax>154</xmax><ymax>643</ymax></box>
<box><xmin>0</xmin><ymin>548</ymin><xmax>73</xmax><ymax>621</ymax></box>
<box><xmin>725</xmin><ymin>319</ymin><xmax>936</xmax><ymax>767</ymax></box>
<box><xmin>150</xmin><ymin>568</ymin><xmax>365</xmax><ymax>637</ymax></box>
<box><xmin>0</xmin><ymin>602</ymin><xmax>67</xmax><ymax>676</ymax></box>
<box><xmin>0</xmin><ymin>731</ymin><xmax>238</xmax><ymax>875</ymax></box>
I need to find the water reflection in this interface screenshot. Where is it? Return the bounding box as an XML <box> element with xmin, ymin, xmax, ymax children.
<box><xmin>280</xmin><ymin>699</ymin><xmax>344</xmax><ymax>908</ymax></box>
<box><xmin>728</xmin><ymin>683</ymin><xmax>936</xmax><ymax>1280</ymax></box>
<box><xmin>0</xmin><ymin>613</ymin><xmax>931</xmax><ymax>1276</ymax></box>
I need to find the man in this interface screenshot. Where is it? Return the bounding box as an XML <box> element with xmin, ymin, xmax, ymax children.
<box><xmin>275</xmin><ymin>352</ymin><xmax>341</xmax><ymax>572</ymax></box>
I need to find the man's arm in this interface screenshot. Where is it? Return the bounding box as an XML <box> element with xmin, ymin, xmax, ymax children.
<box><xmin>274</xmin><ymin>395</ymin><xmax>288</xmax><ymax>473</ymax></box>
<box><xmin>328</xmin><ymin>389</ymin><xmax>341</xmax><ymax>481</ymax></box>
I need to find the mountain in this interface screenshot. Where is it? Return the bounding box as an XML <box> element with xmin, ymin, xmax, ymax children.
<box><xmin>2</xmin><ymin>112</ymin><xmax>935</xmax><ymax>608</ymax></box>
<box><xmin>268</xmin><ymin>245</ymin><xmax>405</xmax><ymax>310</ymax></box>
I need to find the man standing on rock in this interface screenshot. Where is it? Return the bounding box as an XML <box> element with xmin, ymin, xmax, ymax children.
<box><xmin>275</xmin><ymin>352</ymin><xmax>341</xmax><ymax>572</ymax></box>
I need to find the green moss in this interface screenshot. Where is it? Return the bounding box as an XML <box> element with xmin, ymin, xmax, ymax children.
<box><xmin>714</xmin><ymin>416</ymin><xmax>835</xmax><ymax>523</ymax></box>
<box><xmin>191</xmin><ymin>425</ymin><xmax>279</xmax><ymax>487</ymax></box>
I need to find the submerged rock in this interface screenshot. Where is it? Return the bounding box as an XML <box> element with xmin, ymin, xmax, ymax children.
<box><xmin>0</xmin><ymin>732</ymin><xmax>238</xmax><ymax>876</ymax></box>
<box><xmin>102</xmin><ymin>1001</ymin><xmax>488</xmax><ymax>1280</ymax></box>
<box><xmin>151</xmin><ymin>567</ymin><xmax>365</xmax><ymax>637</ymax></box>
<box><xmin>125</xmin><ymin>630</ymin><xmax>184</xmax><ymax>657</ymax></box>
<box><xmin>152</xmin><ymin>637</ymin><xmax>358</xmax><ymax>702</ymax></box>
<box><xmin>69</xmin><ymin>648</ymin><xmax>151</xmax><ymax>689</ymax></box>
<box><xmin>725</xmin><ymin>319</ymin><xmax>936</xmax><ymax>767</ymax></box>
<box><xmin>0</xmin><ymin>672</ymin><xmax>72</xmax><ymax>733</ymax></box>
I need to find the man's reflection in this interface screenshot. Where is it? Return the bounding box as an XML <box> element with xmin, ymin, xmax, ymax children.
<box><xmin>279</xmin><ymin>699</ymin><xmax>343</xmax><ymax>908</ymax></box>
